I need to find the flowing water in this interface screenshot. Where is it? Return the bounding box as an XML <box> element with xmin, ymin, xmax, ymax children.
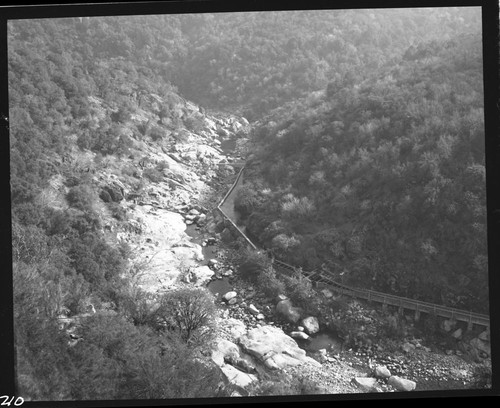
<box><xmin>206</xmin><ymin>277</ymin><xmax>233</xmax><ymax>299</ymax></box>
<box><xmin>305</xmin><ymin>332</ymin><xmax>343</xmax><ymax>353</ymax></box>
<box><xmin>184</xmin><ymin>135</ymin><xmax>239</xmax><ymax>298</ymax></box>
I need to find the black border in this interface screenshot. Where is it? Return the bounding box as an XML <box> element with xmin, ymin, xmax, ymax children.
<box><xmin>0</xmin><ymin>0</ymin><xmax>498</xmax><ymax>407</ymax></box>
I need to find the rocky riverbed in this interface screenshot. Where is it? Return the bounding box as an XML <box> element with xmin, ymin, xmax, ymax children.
<box><xmin>227</xmin><ymin>290</ymin><xmax>490</xmax><ymax>394</ymax></box>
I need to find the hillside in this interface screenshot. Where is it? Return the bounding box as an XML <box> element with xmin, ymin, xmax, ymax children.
<box><xmin>239</xmin><ymin>32</ymin><xmax>488</xmax><ymax>314</ymax></box>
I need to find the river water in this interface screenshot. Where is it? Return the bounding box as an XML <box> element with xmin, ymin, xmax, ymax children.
<box><xmin>183</xmin><ymin>135</ymin><xmax>241</xmax><ymax>299</ymax></box>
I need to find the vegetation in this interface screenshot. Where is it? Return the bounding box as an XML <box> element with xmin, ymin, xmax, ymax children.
<box><xmin>241</xmin><ymin>31</ymin><xmax>488</xmax><ymax>314</ymax></box>
<box><xmin>7</xmin><ymin>6</ymin><xmax>488</xmax><ymax>400</ymax></box>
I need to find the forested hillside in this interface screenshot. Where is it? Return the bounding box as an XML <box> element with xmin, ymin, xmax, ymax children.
<box><xmin>9</xmin><ymin>16</ymin><xmax>237</xmax><ymax>400</ymax></box>
<box><xmin>239</xmin><ymin>31</ymin><xmax>488</xmax><ymax>313</ymax></box>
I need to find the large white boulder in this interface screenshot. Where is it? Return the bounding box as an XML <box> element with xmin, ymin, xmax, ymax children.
<box><xmin>388</xmin><ymin>376</ymin><xmax>416</xmax><ymax>391</ymax></box>
<box><xmin>220</xmin><ymin>364</ymin><xmax>258</xmax><ymax>389</ymax></box>
<box><xmin>352</xmin><ymin>377</ymin><xmax>379</xmax><ymax>392</ymax></box>
<box><xmin>290</xmin><ymin>331</ymin><xmax>310</xmax><ymax>340</ymax></box>
<box><xmin>223</xmin><ymin>291</ymin><xmax>238</xmax><ymax>302</ymax></box>
<box><xmin>211</xmin><ymin>339</ymin><xmax>241</xmax><ymax>367</ymax></box>
<box><xmin>238</xmin><ymin>325</ymin><xmax>321</xmax><ymax>370</ymax></box>
<box><xmin>186</xmin><ymin>265</ymin><xmax>214</xmax><ymax>286</ymax></box>
<box><xmin>171</xmin><ymin>245</ymin><xmax>204</xmax><ymax>263</ymax></box>
<box><xmin>374</xmin><ymin>365</ymin><xmax>391</xmax><ymax>379</ymax></box>
<box><xmin>301</xmin><ymin>316</ymin><xmax>320</xmax><ymax>335</ymax></box>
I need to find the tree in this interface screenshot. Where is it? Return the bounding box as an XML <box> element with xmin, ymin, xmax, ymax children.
<box><xmin>152</xmin><ymin>287</ymin><xmax>217</xmax><ymax>348</ymax></box>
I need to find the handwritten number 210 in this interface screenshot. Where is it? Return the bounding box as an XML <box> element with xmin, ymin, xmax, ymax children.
<box><xmin>0</xmin><ymin>396</ymin><xmax>24</xmax><ymax>406</ymax></box>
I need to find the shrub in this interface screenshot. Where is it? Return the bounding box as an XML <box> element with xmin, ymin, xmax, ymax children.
<box><xmin>136</xmin><ymin>121</ymin><xmax>149</xmax><ymax>136</ymax></box>
<box><xmin>99</xmin><ymin>189</ymin><xmax>112</xmax><ymax>203</ymax></box>
<box><xmin>117</xmin><ymin>287</ymin><xmax>159</xmax><ymax>327</ymax></box>
<box><xmin>156</xmin><ymin>160</ymin><xmax>169</xmax><ymax>172</ymax></box>
<box><xmin>281</xmin><ymin>194</ymin><xmax>315</xmax><ymax>220</ymax></box>
<box><xmin>77</xmin><ymin>132</ymin><xmax>93</xmax><ymax>150</ymax></box>
<box><xmin>149</xmin><ymin>125</ymin><xmax>164</xmax><ymax>142</ymax></box>
<box><xmin>234</xmin><ymin>186</ymin><xmax>259</xmax><ymax>218</ymax></box>
<box><xmin>271</xmin><ymin>233</ymin><xmax>300</xmax><ymax>253</ymax></box>
<box><xmin>326</xmin><ymin>300</ymin><xmax>382</xmax><ymax>350</ymax></box>
<box><xmin>66</xmin><ymin>184</ymin><xmax>95</xmax><ymax>212</ymax></box>
<box><xmin>107</xmin><ymin>202</ymin><xmax>127</xmax><ymax>221</ymax></box>
<box><xmin>68</xmin><ymin>209</ymin><xmax>102</xmax><ymax>235</ymax></box>
<box><xmin>12</xmin><ymin>202</ymin><xmax>44</xmax><ymax>227</ymax></box>
<box><xmin>13</xmin><ymin>262</ymin><xmax>75</xmax><ymax>400</ymax></box>
<box><xmin>68</xmin><ymin>233</ymin><xmax>125</xmax><ymax>287</ymax></box>
<box><xmin>143</xmin><ymin>167</ymin><xmax>163</xmax><ymax>183</ymax></box>
<box><xmin>152</xmin><ymin>287</ymin><xmax>217</xmax><ymax>348</ymax></box>
<box><xmin>237</xmin><ymin>249</ymin><xmax>272</xmax><ymax>283</ymax></box>
<box><xmin>124</xmin><ymin>344</ymin><xmax>231</xmax><ymax>399</ymax></box>
<box><xmin>256</xmin><ymin>265</ymin><xmax>286</xmax><ymax>299</ymax></box>
<box><xmin>282</xmin><ymin>271</ymin><xmax>321</xmax><ymax>314</ymax></box>
<box><xmin>11</xmin><ymin>222</ymin><xmax>49</xmax><ymax>264</ymax></box>
<box><xmin>184</xmin><ymin>114</ymin><xmax>204</xmax><ymax>133</ymax></box>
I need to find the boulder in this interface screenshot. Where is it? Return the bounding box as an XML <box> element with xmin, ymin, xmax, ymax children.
<box><xmin>441</xmin><ymin>319</ymin><xmax>456</xmax><ymax>332</ymax></box>
<box><xmin>223</xmin><ymin>291</ymin><xmax>238</xmax><ymax>302</ymax></box>
<box><xmin>171</xmin><ymin>245</ymin><xmax>204</xmax><ymax>263</ymax></box>
<box><xmin>452</xmin><ymin>328</ymin><xmax>463</xmax><ymax>339</ymax></box>
<box><xmin>248</xmin><ymin>304</ymin><xmax>260</xmax><ymax>315</ymax></box>
<box><xmin>276</xmin><ymin>299</ymin><xmax>303</xmax><ymax>323</ymax></box>
<box><xmin>402</xmin><ymin>342</ymin><xmax>416</xmax><ymax>353</ymax></box>
<box><xmin>321</xmin><ymin>289</ymin><xmax>334</xmax><ymax>298</ymax></box>
<box><xmin>206</xmin><ymin>237</ymin><xmax>217</xmax><ymax>246</ymax></box>
<box><xmin>238</xmin><ymin>325</ymin><xmax>321</xmax><ymax>370</ymax></box>
<box><xmin>218</xmin><ymin>318</ymin><xmax>247</xmax><ymax>341</ymax></box>
<box><xmin>352</xmin><ymin>377</ymin><xmax>379</xmax><ymax>392</ymax></box>
<box><xmin>187</xmin><ymin>265</ymin><xmax>214</xmax><ymax>286</ymax></box>
<box><xmin>196</xmin><ymin>214</ymin><xmax>207</xmax><ymax>226</ymax></box>
<box><xmin>388</xmin><ymin>376</ymin><xmax>416</xmax><ymax>392</ymax></box>
<box><xmin>233</xmin><ymin>358</ymin><xmax>257</xmax><ymax>374</ymax></box>
<box><xmin>301</xmin><ymin>316</ymin><xmax>320</xmax><ymax>335</ymax></box>
<box><xmin>207</xmin><ymin>259</ymin><xmax>219</xmax><ymax>269</ymax></box>
<box><xmin>101</xmin><ymin>181</ymin><xmax>125</xmax><ymax>202</ymax></box>
<box><xmin>478</xmin><ymin>329</ymin><xmax>490</xmax><ymax>342</ymax></box>
<box><xmin>290</xmin><ymin>331</ymin><xmax>310</xmax><ymax>340</ymax></box>
<box><xmin>211</xmin><ymin>339</ymin><xmax>241</xmax><ymax>367</ymax></box>
<box><xmin>374</xmin><ymin>365</ymin><xmax>391</xmax><ymax>379</ymax></box>
<box><xmin>470</xmin><ymin>337</ymin><xmax>491</xmax><ymax>357</ymax></box>
<box><xmin>220</xmin><ymin>364</ymin><xmax>258</xmax><ymax>389</ymax></box>
<box><xmin>188</xmin><ymin>208</ymin><xmax>200</xmax><ymax>216</ymax></box>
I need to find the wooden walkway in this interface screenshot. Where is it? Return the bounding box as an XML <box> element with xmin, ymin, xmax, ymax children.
<box><xmin>272</xmin><ymin>259</ymin><xmax>490</xmax><ymax>331</ymax></box>
<box><xmin>218</xmin><ymin>167</ymin><xmax>490</xmax><ymax>331</ymax></box>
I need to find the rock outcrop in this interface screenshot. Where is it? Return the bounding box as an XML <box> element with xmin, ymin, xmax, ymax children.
<box><xmin>238</xmin><ymin>325</ymin><xmax>321</xmax><ymax>370</ymax></box>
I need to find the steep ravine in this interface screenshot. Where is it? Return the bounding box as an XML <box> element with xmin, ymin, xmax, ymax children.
<box><xmin>55</xmin><ymin>92</ymin><xmax>490</xmax><ymax>396</ymax></box>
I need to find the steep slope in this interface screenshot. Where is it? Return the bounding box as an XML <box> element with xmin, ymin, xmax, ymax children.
<box><xmin>240</xmin><ymin>32</ymin><xmax>488</xmax><ymax>313</ymax></box>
